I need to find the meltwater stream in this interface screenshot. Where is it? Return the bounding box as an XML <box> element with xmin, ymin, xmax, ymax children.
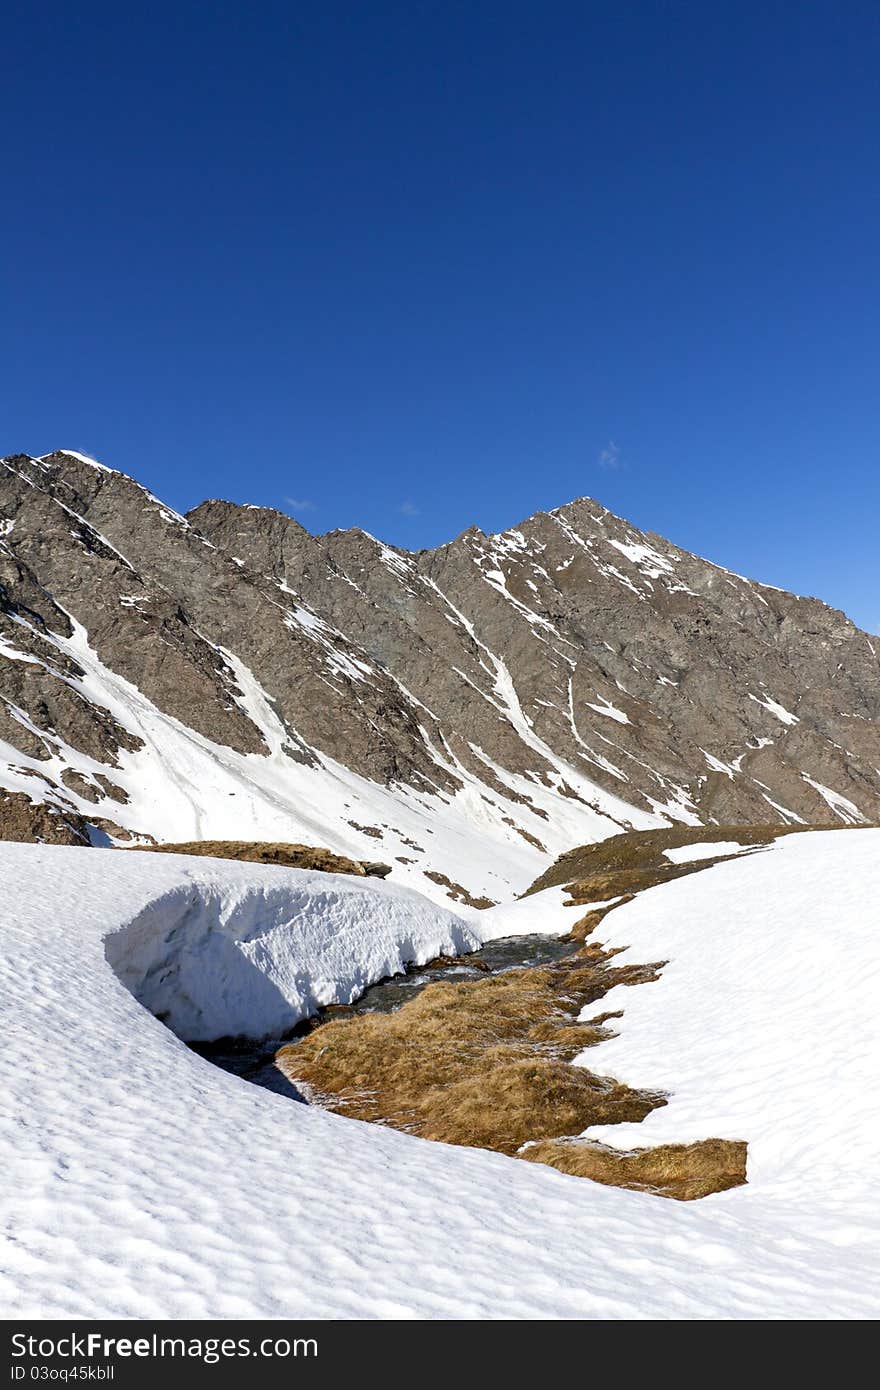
<box><xmin>191</xmin><ymin>931</ymin><xmax>575</xmax><ymax>1100</ymax></box>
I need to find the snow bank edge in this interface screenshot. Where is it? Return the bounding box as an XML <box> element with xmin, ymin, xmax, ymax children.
<box><xmin>103</xmin><ymin>864</ymin><xmax>480</xmax><ymax>1042</ymax></box>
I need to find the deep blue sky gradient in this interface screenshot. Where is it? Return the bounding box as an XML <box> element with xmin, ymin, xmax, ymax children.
<box><xmin>3</xmin><ymin>2</ymin><xmax>879</xmax><ymax>629</ymax></box>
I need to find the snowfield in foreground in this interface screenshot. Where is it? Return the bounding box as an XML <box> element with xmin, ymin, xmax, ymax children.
<box><xmin>1</xmin><ymin>834</ymin><xmax>879</xmax><ymax>1319</ymax></box>
<box><xmin>582</xmin><ymin>831</ymin><xmax>880</xmax><ymax>1200</ymax></box>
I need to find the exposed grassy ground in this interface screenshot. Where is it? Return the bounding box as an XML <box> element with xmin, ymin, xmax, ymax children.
<box><xmin>520</xmin><ymin>1136</ymin><xmax>748</xmax><ymax>1199</ymax></box>
<box><xmin>524</xmin><ymin>823</ymin><xmax>804</xmax><ymax>904</ymax></box>
<box><xmin>122</xmin><ymin>839</ymin><xmax>389</xmax><ymax>876</ymax></box>
<box><xmin>278</xmin><ymin>823</ymin><xmax>830</xmax><ymax>1197</ymax></box>
<box><xmin>279</xmin><ymin>952</ymin><xmax>667</xmax><ymax>1154</ymax></box>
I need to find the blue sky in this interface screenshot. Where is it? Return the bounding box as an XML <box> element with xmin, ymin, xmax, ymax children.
<box><xmin>3</xmin><ymin>2</ymin><xmax>878</xmax><ymax>630</ymax></box>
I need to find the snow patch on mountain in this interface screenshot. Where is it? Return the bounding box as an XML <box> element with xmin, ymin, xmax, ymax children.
<box><xmin>749</xmin><ymin>691</ymin><xmax>799</xmax><ymax>726</ymax></box>
<box><xmin>663</xmin><ymin>839</ymin><xmax>750</xmax><ymax>864</ymax></box>
<box><xmin>800</xmin><ymin>774</ymin><xmax>866</xmax><ymax>824</ymax></box>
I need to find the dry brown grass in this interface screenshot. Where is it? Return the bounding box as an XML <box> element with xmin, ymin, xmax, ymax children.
<box><xmin>123</xmin><ymin>839</ymin><xmax>370</xmax><ymax>876</ymax></box>
<box><xmin>276</xmin><ymin>824</ymin><xmax>845</xmax><ymax>1198</ymax></box>
<box><xmin>521</xmin><ymin>1136</ymin><xmax>748</xmax><ymax>1200</ymax></box>
<box><xmin>278</xmin><ymin>954</ymin><xmax>666</xmax><ymax>1155</ymax></box>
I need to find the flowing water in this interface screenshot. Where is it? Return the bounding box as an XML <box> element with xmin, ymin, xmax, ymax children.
<box><xmin>191</xmin><ymin>931</ymin><xmax>574</xmax><ymax>1099</ymax></box>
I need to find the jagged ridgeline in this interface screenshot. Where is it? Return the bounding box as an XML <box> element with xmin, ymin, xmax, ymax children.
<box><xmin>1</xmin><ymin>449</ymin><xmax>878</xmax><ymax>904</ymax></box>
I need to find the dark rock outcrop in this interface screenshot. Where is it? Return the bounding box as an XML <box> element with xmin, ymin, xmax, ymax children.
<box><xmin>0</xmin><ymin>790</ymin><xmax>90</xmax><ymax>845</ymax></box>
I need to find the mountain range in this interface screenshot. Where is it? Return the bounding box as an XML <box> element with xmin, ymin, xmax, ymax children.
<box><xmin>2</xmin><ymin>449</ymin><xmax>878</xmax><ymax>904</ymax></box>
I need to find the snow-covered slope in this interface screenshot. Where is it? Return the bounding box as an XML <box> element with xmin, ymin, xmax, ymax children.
<box><xmin>581</xmin><ymin>829</ymin><xmax>880</xmax><ymax>1199</ymax></box>
<box><xmin>2</xmin><ymin>835</ymin><xmax>878</xmax><ymax>1319</ymax></box>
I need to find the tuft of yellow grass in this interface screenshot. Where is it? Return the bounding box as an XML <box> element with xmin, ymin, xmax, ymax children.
<box><xmin>520</xmin><ymin>1136</ymin><xmax>748</xmax><ymax>1200</ymax></box>
<box><xmin>278</xmin><ymin>955</ymin><xmax>666</xmax><ymax>1155</ymax></box>
<box><xmin>275</xmin><ymin>824</ymin><xmax>819</xmax><ymax>1197</ymax></box>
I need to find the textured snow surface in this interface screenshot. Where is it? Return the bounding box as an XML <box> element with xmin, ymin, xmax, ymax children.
<box><xmin>467</xmin><ymin>884</ymin><xmax>598</xmax><ymax>939</ymax></box>
<box><xmin>100</xmin><ymin>849</ymin><xmax>479</xmax><ymax>1042</ymax></box>
<box><xmin>582</xmin><ymin>831</ymin><xmax>880</xmax><ymax>1200</ymax></box>
<box><xmin>2</xmin><ymin>836</ymin><xmax>879</xmax><ymax>1320</ymax></box>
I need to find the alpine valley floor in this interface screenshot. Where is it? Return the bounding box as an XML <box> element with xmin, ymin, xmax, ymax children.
<box><xmin>1</xmin><ymin>829</ymin><xmax>878</xmax><ymax>1320</ymax></box>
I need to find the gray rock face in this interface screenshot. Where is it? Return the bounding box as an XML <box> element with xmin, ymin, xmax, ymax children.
<box><xmin>188</xmin><ymin>490</ymin><xmax>880</xmax><ymax>828</ymax></box>
<box><xmin>1</xmin><ymin>449</ymin><xmax>878</xmax><ymax>886</ymax></box>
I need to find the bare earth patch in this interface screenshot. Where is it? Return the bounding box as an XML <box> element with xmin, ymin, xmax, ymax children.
<box><xmin>423</xmin><ymin>869</ymin><xmax>497</xmax><ymax>909</ymax></box>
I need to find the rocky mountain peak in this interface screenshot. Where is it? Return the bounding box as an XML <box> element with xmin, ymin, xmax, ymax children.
<box><xmin>2</xmin><ymin>448</ymin><xmax>877</xmax><ymax>906</ymax></box>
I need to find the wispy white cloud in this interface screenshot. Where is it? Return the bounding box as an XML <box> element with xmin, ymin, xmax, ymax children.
<box><xmin>285</xmin><ymin>496</ymin><xmax>315</xmax><ymax>512</ymax></box>
<box><xmin>597</xmin><ymin>440</ymin><xmax>624</xmax><ymax>471</ymax></box>
<box><xmin>398</xmin><ymin>499</ymin><xmax>420</xmax><ymax>516</ymax></box>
